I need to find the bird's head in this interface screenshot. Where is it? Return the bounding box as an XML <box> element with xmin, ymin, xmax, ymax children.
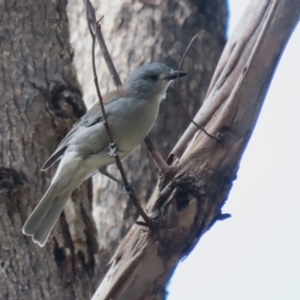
<box><xmin>125</xmin><ymin>63</ymin><xmax>187</xmax><ymax>101</ymax></box>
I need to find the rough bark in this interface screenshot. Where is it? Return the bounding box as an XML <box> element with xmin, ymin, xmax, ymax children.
<box><xmin>68</xmin><ymin>0</ymin><xmax>227</xmax><ymax>282</ymax></box>
<box><xmin>91</xmin><ymin>0</ymin><xmax>300</xmax><ymax>299</ymax></box>
<box><xmin>0</xmin><ymin>1</ymin><xmax>98</xmax><ymax>299</ymax></box>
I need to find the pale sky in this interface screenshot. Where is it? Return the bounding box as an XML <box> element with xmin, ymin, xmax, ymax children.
<box><xmin>168</xmin><ymin>1</ymin><xmax>300</xmax><ymax>299</ymax></box>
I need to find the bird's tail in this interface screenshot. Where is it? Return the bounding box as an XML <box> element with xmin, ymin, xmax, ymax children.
<box><xmin>22</xmin><ymin>183</ymin><xmax>72</xmax><ymax>247</ymax></box>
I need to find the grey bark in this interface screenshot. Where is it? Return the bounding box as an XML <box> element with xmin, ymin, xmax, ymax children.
<box><xmin>0</xmin><ymin>1</ymin><xmax>98</xmax><ymax>299</ymax></box>
<box><xmin>68</xmin><ymin>0</ymin><xmax>228</xmax><ymax>282</ymax></box>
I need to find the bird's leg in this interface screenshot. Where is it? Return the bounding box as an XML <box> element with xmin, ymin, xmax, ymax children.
<box><xmin>99</xmin><ymin>167</ymin><xmax>123</xmax><ymax>185</ymax></box>
<box><xmin>107</xmin><ymin>141</ymin><xmax>120</xmax><ymax>157</ymax></box>
<box><xmin>99</xmin><ymin>167</ymin><xmax>135</xmax><ymax>195</ymax></box>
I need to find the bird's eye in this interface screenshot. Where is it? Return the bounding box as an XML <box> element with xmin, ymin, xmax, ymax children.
<box><xmin>149</xmin><ymin>74</ymin><xmax>159</xmax><ymax>81</ymax></box>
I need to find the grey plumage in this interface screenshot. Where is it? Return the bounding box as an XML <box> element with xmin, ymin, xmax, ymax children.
<box><xmin>22</xmin><ymin>62</ymin><xmax>187</xmax><ymax>247</ymax></box>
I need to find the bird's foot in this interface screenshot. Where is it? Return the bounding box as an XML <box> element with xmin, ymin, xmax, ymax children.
<box><xmin>108</xmin><ymin>141</ymin><xmax>120</xmax><ymax>157</ymax></box>
<box><xmin>121</xmin><ymin>183</ymin><xmax>135</xmax><ymax>196</ymax></box>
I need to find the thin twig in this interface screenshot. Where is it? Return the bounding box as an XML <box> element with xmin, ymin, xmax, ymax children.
<box><xmin>143</xmin><ymin>136</ymin><xmax>169</xmax><ymax>172</ymax></box>
<box><xmin>176</xmin><ymin>31</ymin><xmax>220</xmax><ymax>141</ymax></box>
<box><xmin>94</xmin><ymin>21</ymin><xmax>122</xmax><ymax>87</ymax></box>
<box><xmin>85</xmin><ymin>0</ymin><xmax>156</xmax><ymax>230</ymax></box>
<box><xmin>89</xmin><ymin>26</ymin><xmax>115</xmax><ymax>143</ymax></box>
<box><xmin>85</xmin><ymin>0</ymin><xmax>121</xmax><ymax>87</ymax></box>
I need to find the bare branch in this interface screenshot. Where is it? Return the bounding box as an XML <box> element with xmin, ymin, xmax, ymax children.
<box><xmin>176</xmin><ymin>31</ymin><xmax>219</xmax><ymax>140</ymax></box>
<box><xmin>167</xmin><ymin>30</ymin><xmax>221</xmax><ymax>164</ymax></box>
<box><xmin>85</xmin><ymin>0</ymin><xmax>121</xmax><ymax>87</ymax></box>
<box><xmin>143</xmin><ymin>136</ymin><xmax>169</xmax><ymax>172</ymax></box>
<box><xmin>85</xmin><ymin>0</ymin><xmax>156</xmax><ymax>229</ymax></box>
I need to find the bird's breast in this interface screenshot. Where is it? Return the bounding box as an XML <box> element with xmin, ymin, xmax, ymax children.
<box><xmin>109</xmin><ymin>97</ymin><xmax>160</xmax><ymax>153</ymax></box>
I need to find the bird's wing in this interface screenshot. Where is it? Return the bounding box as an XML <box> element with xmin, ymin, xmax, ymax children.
<box><xmin>42</xmin><ymin>87</ymin><xmax>126</xmax><ymax>170</ymax></box>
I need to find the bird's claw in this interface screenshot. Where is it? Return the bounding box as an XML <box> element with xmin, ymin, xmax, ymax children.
<box><xmin>121</xmin><ymin>183</ymin><xmax>135</xmax><ymax>196</ymax></box>
<box><xmin>108</xmin><ymin>141</ymin><xmax>120</xmax><ymax>157</ymax></box>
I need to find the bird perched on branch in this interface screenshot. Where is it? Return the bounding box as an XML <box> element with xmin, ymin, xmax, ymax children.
<box><xmin>22</xmin><ymin>62</ymin><xmax>187</xmax><ymax>247</ymax></box>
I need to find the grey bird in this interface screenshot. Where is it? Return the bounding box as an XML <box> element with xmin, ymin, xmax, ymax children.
<box><xmin>22</xmin><ymin>62</ymin><xmax>187</xmax><ymax>247</ymax></box>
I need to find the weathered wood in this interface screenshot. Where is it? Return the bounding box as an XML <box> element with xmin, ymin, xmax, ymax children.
<box><xmin>91</xmin><ymin>1</ymin><xmax>300</xmax><ymax>299</ymax></box>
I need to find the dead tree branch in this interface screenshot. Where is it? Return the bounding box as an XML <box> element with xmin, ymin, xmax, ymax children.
<box><xmin>91</xmin><ymin>0</ymin><xmax>300</xmax><ymax>299</ymax></box>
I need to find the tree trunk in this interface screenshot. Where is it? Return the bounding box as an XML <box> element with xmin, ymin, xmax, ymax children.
<box><xmin>68</xmin><ymin>0</ymin><xmax>228</xmax><ymax>282</ymax></box>
<box><xmin>91</xmin><ymin>0</ymin><xmax>300</xmax><ymax>299</ymax></box>
<box><xmin>0</xmin><ymin>1</ymin><xmax>98</xmax><ymax>299</ymax></box>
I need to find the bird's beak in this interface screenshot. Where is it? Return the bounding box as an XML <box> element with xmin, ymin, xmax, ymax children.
<box><xmin>166</xmin><ymin>70</ymin><xmax>187</xmax><ymax>80</ymax></box>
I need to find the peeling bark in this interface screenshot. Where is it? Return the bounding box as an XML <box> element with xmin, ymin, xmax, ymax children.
<box><xmin>91</xmin><ymin>0</ymin><xmax>300</xmax><ymax>299</ymax></box>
